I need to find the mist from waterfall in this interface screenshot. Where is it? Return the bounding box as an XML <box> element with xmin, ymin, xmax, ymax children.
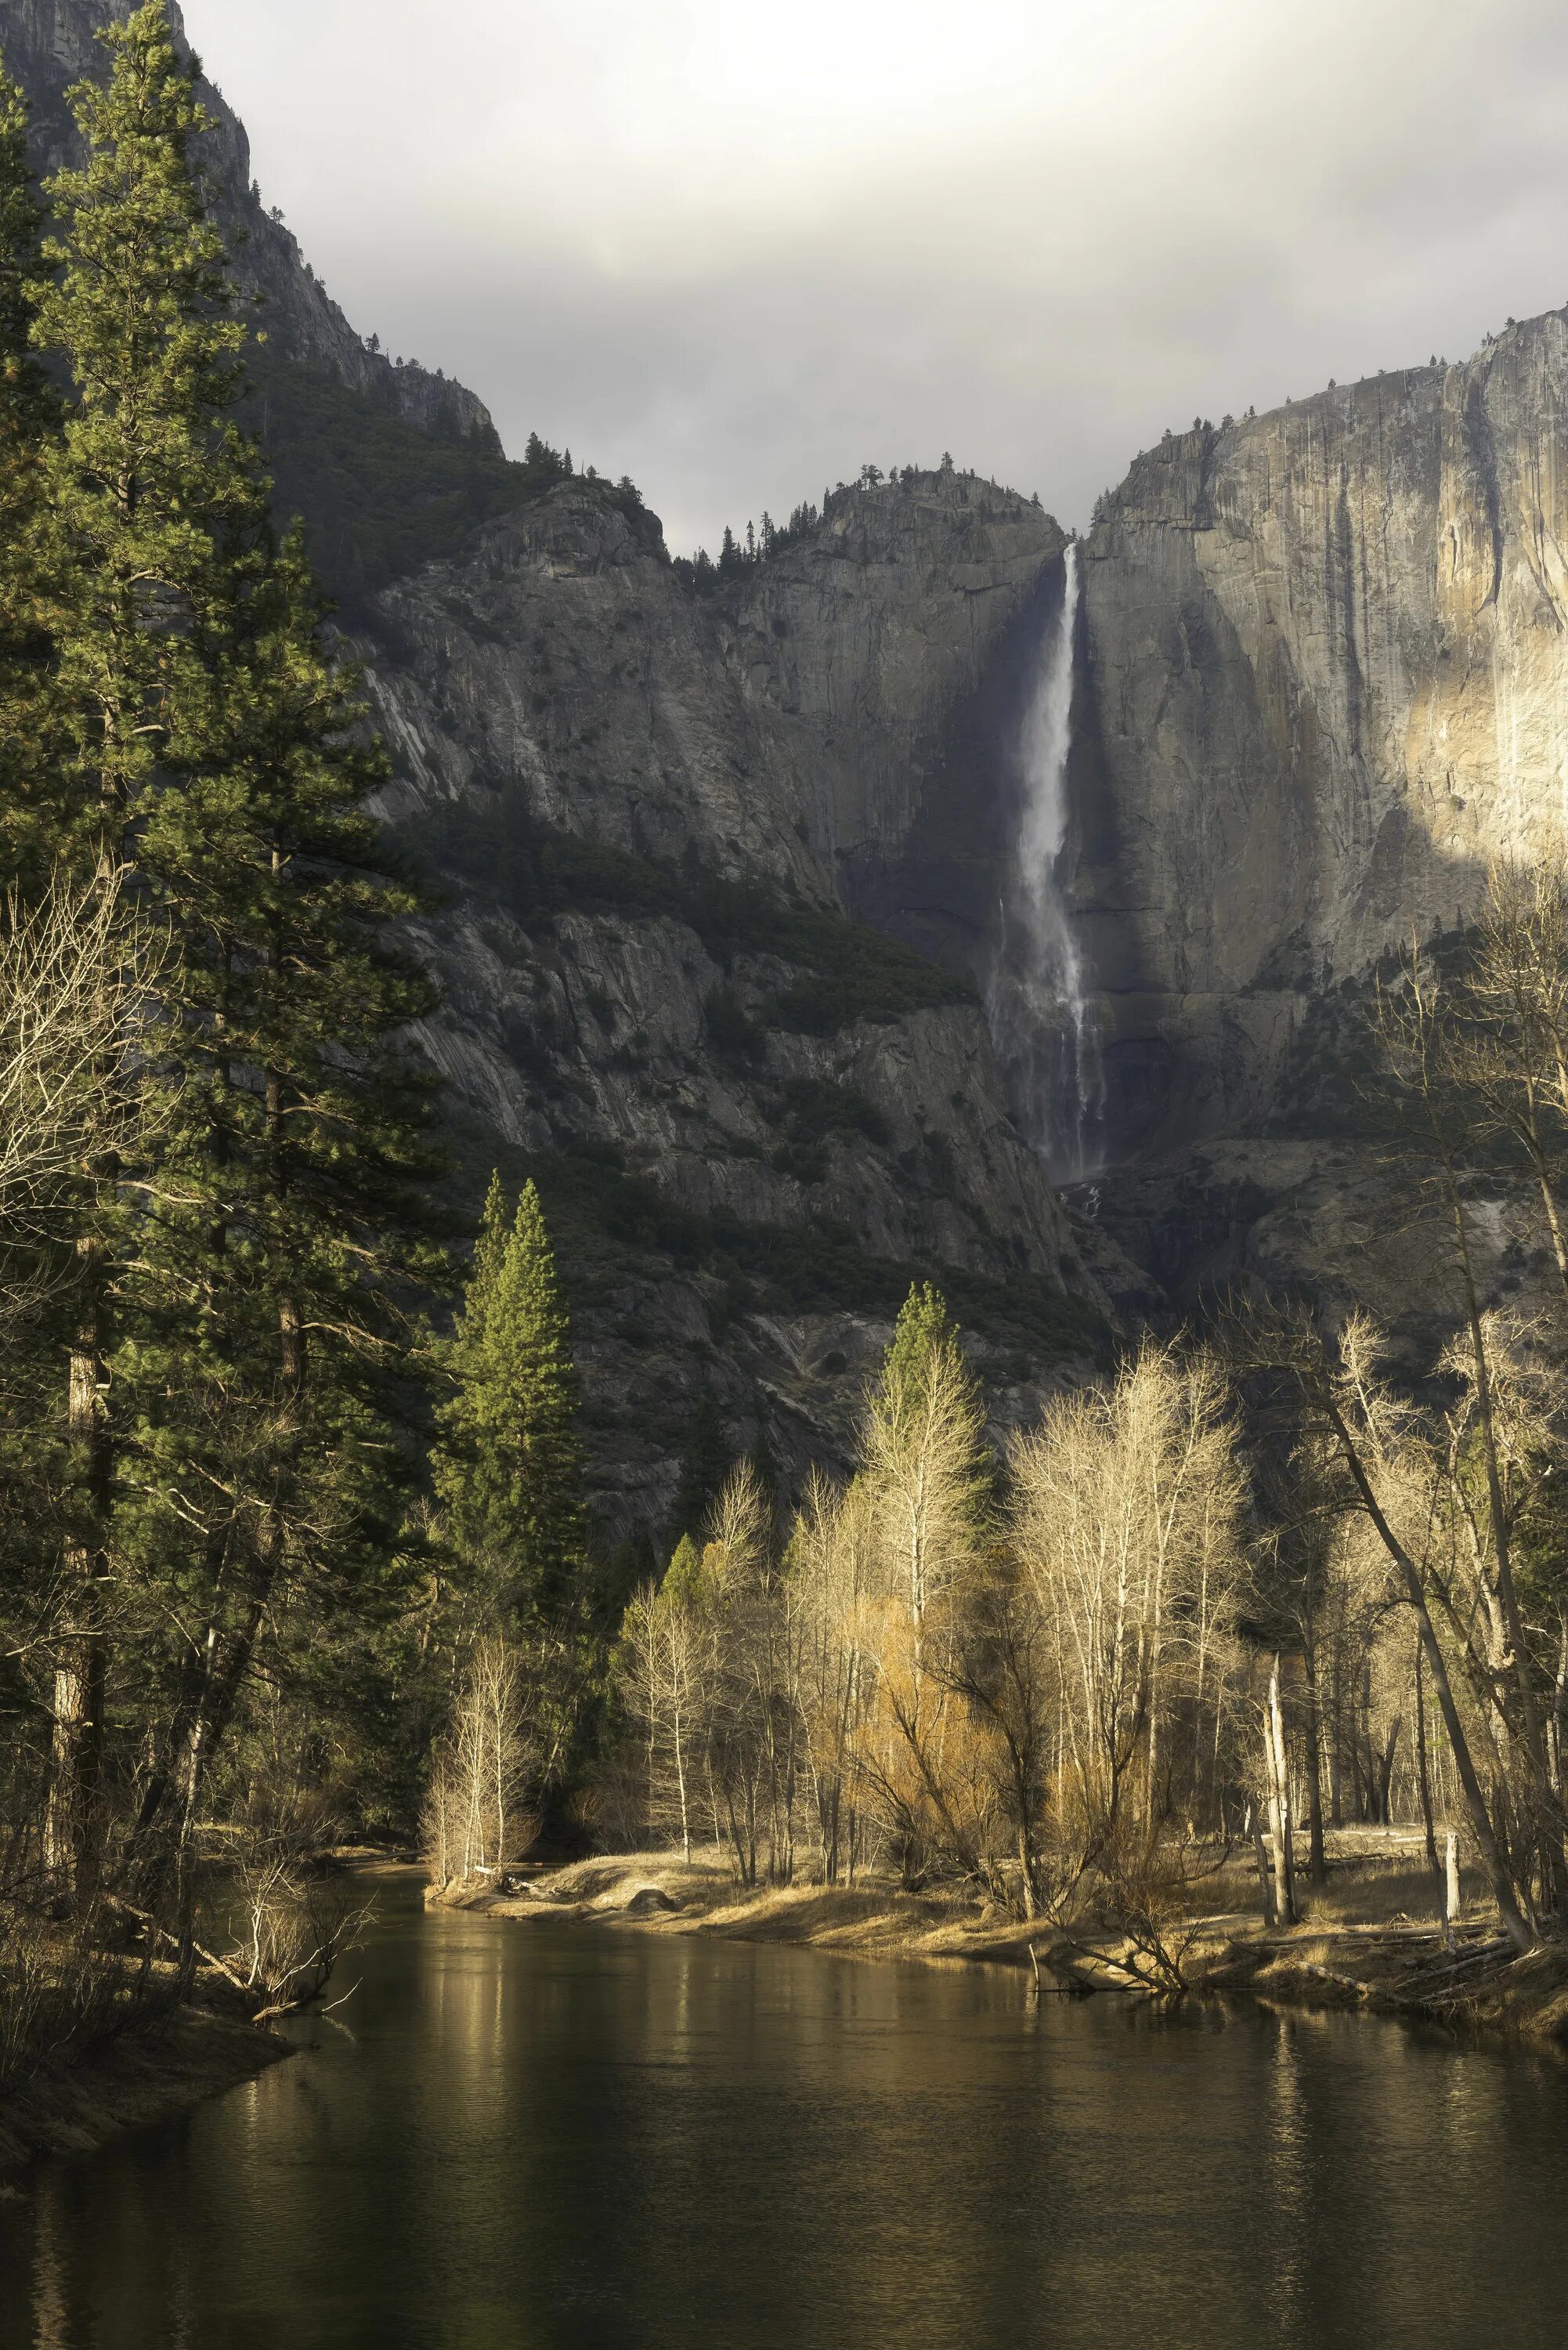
<box><xmin>985</xmin><ymin>542</ymin><xmax>1103</xmax><ymax>1180</ymax></box>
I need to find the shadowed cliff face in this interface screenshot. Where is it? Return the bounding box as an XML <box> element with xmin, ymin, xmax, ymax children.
<box><xmin>9</xmin><ymin>0</ymin><xmax>497</xmax><ymax>447</ymax></box>
<box><xmin>369</xmin><ymin>473</ymin><xmax>1067</xmax><ymax>899</ymax></box>
<box><xmin>361</xmin><ymin>476</ymin><xmax>1106</xmax><ymax>1527</ymax></box>
<box><xmin>0</xmin><ymin>5</ymin><xmax>1107</xmax><ymax>1531</ymax></box>
<box><xmin>1075</xmin><ymin>312</ymin><xmax>1568</xmax><ymax>1159</ymax></box>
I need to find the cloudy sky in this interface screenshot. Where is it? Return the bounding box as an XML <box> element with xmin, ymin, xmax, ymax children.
<box><xmin>180</xmin><ymin>0</ymin><xmax>1568</xmax><ymax>554</ymax></box>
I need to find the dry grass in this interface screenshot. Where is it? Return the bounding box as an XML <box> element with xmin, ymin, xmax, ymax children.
<box><xmin>0</xmin><ymin>1911</ymin><xmax>151</xmax><ymax>2103</ymax></box>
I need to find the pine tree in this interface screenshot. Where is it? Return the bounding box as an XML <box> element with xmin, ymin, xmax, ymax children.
<box><xmin>33</xmin><ymin>2</ymin><xmax>260</xmax><ymax>857</ymax></box>
<box><xmin>0</xmin><ymin>63</ymin><xmax>67</xmax><ymax>880</ymax></box>
<box><xmin>435</xmin><ymin>1177</ymin><xmax>587</xmax><ymax>1628</ymax></box>
<box><xmin>19</xmin><ymin>0</ymin><xmax>257</xmax><ymax>1902</ymax></box>
<box><xmin>881</xmin><ymin>1282</ymin><xmax>963</xmax><ymax>1425</ymax></box>
<box><xmin>119</xmin><ymin>516</ymin><xmax>445</xmax><ymax>1915</ymax></box>
<box><xmin>20</xmin><ymin>3</ymin><xmax>445</xmax><ymax>1924</ymax></box>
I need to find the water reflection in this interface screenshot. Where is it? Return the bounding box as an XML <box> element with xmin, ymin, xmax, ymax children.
<box><xmin>2</xmin><ymin>1877</ymin><xmax>1565</xmax><ymax>2349</ymax></box>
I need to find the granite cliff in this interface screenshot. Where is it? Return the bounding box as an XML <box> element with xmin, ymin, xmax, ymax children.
<box><xmin>1045</xmin><ymin>317</ymin><xmax>1568</xmax><ymax>1335</ymax></box>
<box><xmin>14</xmin><ymin>0</ymin><xmax>1568</xmax><ymax>1513</ymax></box>
<box><xmin>1075</xmin><ymin>318</ymin><xmax>1568</xmax><ymax>1159</ymax></box>
<box><xmin>363</xmin><ymin>472</ymin><xmax>1103</xmax><ymax>1526</ymax></box>
<box><xmin>2</xmin><ymin>2</ymin><xmax>1106</xmax><ymax>1538</ymax></box>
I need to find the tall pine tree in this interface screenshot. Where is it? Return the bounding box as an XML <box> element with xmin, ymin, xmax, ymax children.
<box><xmin>0</xmin><ymin>62</ymin><xmax>66</xmax><ymax>879</ymax></box>
<box><xmin>23</xmin><ymin>0</ymin><xmax>262</xmax><ymax>1900</ymax></box>
<box><xmin>16</xmin><ymin>2</ymin><xmax>446</xmax><ymax>1929</ymax></box>
<box><xmin>435</xmin><ymin>1177</ymin><xmax>587</xmax><ymax>1627</ymax></box>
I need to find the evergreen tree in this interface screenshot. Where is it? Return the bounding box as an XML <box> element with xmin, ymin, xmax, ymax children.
<box><xmin>0</xmin><ymin>63</ymin><xmax>66</xmax><ymax>880</ymax></box>
<box><xmin>15</xmin><ymin>2</ymin><xmax>444</xmax><ymax>1923</ymax></box>
<box><xmin>435</xmin><ymin>1177</ymin><xmax>586</xmax><ymax>1627</ymax></box>
<box><xmin>119</xmin><ymin>515</ymin><xmax>445</xmax><ymax>1914</ymax></box>
<box><xmin>865</xmin><ymin>1285</ymin><xmax>989</xmax><ymax>1625</ymax></box>
<box><xmin>33</xmin><ymin>2</ymin><xmax>260</xmax><ymax>856</ymax></box>
<box><xmin>663</xmin><ymin>1531</ymin><xmax>705</xmax><ymax>1603</ymax></box>
<box><xmin>881</xmin><ymin>1282</ymin><xmax>968</xmax><ymax>1426</ymax></box>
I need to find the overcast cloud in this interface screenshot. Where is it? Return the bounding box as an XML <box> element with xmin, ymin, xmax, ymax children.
<box><xmin>179</xmin><ymin>0</ymin><xmax>1568</xmax><ymax>553</ymax></box>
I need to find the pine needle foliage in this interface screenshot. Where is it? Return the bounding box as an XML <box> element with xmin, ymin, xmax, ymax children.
<box><xmin>31</xmin><ymin>1</ymin><xmax>261</xmax><ymax>851</ymax></box>
<box><xmin>0</xmin><ymin>63</ymin><xmax>66</xmax><ymax>879</ymax></box>
<box><xmin>435</xmin><ymin>1176</ymin><xmax>587</xmax><ymax>1628</ymax></box>
<box><xmin>0</xmin><ymin>3</ymin><xmax>448</xmax><ymax>1922</ymax></box>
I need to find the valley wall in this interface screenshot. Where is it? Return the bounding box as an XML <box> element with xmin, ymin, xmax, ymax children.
<box><xmin>1077</xmin><ymin>316</ymin><xmax>1568</xmax><ymax>1157</ymax></box>
<box><xmin>18</xmin><ymin>0</ymin><xmax>1568</xmax><ymax>1502</ymax></box>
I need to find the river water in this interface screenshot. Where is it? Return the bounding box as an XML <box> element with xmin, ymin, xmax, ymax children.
<box><xmin>2</xmin><ymin>1874</ymin><xmax>1565</xmax><ymax>2349</ymax></box>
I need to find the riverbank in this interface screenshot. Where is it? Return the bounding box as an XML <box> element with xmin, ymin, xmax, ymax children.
<box><xmin>0</xmin><ymin>1997</ymin><xmax>291</xmax><ymax>2173</ymax></box>
<box><xmin>434</xmin><ymin>1846</ymin><xmax>1568</xmax><ymax>2044</ymax></box>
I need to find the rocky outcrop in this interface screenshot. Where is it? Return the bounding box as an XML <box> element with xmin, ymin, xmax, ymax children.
<box><xmin>365</xmin><ymin>477</ymin><xmax>1105</xmax><ymax>1527</ymax></box>
<box><xmin>2</xmin><ymin>4</ymin><xmax>1108</xmax><ymax>1531</ymax></box>
<box><xmin>369</xmin><ymin>472</ymin><xmax>1066</xmax><ymax>892</ymax></box>
<box><xmin>9</xmin><ymin>0</ymin><xmax>497</xmax><ymax>447</ymax></box>
<box><xmin>1075</xmin><ymin>313</ymin><xmax>1568</xmax><ymax>1156</ymax></box>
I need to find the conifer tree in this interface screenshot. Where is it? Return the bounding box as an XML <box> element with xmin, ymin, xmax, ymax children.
<box><xmin>16</xmin><ymin>2</ymin><xmax>444</xmax><ymax>1924</ymax></box>
<box><xmin>0</xmin><ymin>63</ymin><xmax>66</xmax><ymax>878</ymax></box>
<box><xmin>21</xmin><ymin>2</ymin><xmax>263</xmax><ymax>1899</ymax></box>
<box><xmin>435</xmin><ymin>1177</ymin><xmax>587</xmax><ymax>1627</ymax></box>
<box><xmin>33</xmin><ymin>2</ymin><xmax>260</xmax><ymax>855</ymax></box>
<box><xmin>881</xmin><ymin>1282</ymin><xmax>966</xmax><ymax>1425</ymax></box>
<box><xmin>119</xmin><ymin>514</ymin><xmax>444</xmax><ymax>1916</ymax></box>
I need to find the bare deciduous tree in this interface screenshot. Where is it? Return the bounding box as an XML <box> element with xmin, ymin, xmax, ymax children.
<box><xmin>424</xmin><ymin>1640</ymin><xmax>536</xmax><ymax>1885</ymax></box>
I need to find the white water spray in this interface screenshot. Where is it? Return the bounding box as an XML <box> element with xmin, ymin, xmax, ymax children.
<box><xmin>985</xmin><ymin>543</ymin><xmax>1102</xmax><ymax>1177</ymax></box>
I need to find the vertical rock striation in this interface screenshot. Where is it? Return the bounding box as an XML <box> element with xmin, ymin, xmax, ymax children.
<box><xmin>1078</xmin><ymin>313</ymin><xmax>1568</xmax><ymax>1154</ymax></box>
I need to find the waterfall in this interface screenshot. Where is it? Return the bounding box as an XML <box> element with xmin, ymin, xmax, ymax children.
<box><xmin>985</xmin><ymin>542</ymin><xmax>1102</xmax><ymax>1178</ymax></box>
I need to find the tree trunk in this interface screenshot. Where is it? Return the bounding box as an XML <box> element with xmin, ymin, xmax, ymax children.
<box><xmin>45</xmin><ymin>1254</ymin><xmax>110</xmax><ymax>1907</ymax></box>
<box><xmin>1414</xmin><ymin>1629</ymin><xmax>1440</xmax><ymax>1877</ymax></box>
<box><xmin>1441</xmin><ymin>1157</ymin><xmax>1563</xmax><ymax>1915</ymax></box>
<box><xmin>1301</xmin><ymin>1622</ymin><xmax>1328</xmax><ymax>1887</ymax></box>
<box><xmin>1266</xmin><ymin>1658</ymin><xmax>1298</xmax><ymax>1925</ymax></box>
<box><xmin>1252</xmin><ymin>1810</ymin><xmax>1277</xmax><ymax>1929</ymax></box>
<box><xmin>1376</xmin><ymin>1716</ymin><xmax>1403</xmax><ymax>1826</ymax></box>
<box><xmin>1320</xmin><ymin>1384</ymin><xmax>1534</xmax><ymax>1950</ymax></box>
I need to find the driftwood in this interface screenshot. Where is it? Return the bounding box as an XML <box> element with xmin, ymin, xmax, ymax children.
<box><xmin>107</xmin><ymin>1898</ymin><xmax>254</xmax><ymax>2001</ymax></box>
<box><xmin>1386</xmin><ymin>1936</ymin><xmax>1517</xmax><ymax>2005</ymax></box>
<box><xmin>108</xmin><ymin>1883</ymin><xmax>372</xmax><ymax>2023</ymax></box>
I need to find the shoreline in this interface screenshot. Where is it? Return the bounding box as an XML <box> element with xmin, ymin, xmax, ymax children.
<box><xmin>0</xmin><ymin>1854</ymin><xmax>414</xmax><ymax>2177</ymax></box>
<box><xmin>433</xmin><ymin>1852</ymin><xmax>1568</xmax><ymax>2045</ymax></box>
<box><xmin>0</xmin><ymin>2001</ymin><xmax>292</xmax><ymax>2175</ymax></box>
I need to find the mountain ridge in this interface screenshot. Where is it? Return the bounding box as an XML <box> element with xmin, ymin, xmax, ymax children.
<box><xmin>10</xmin><ymin>0</ymin><xmax>1567</xmax><ymax>1520</ymax></box>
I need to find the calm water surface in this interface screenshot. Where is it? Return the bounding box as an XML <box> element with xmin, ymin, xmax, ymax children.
<box><xmin>2</xmin><ymin>1872</ymin><xmax>1565</xmax><ymax>2349</ymax></box>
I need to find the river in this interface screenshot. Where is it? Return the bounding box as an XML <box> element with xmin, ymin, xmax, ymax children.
<box><xmin>2</xmin><ymin>1872</ymin><xmax>1565</xmax><ymax>2348</ymax></box>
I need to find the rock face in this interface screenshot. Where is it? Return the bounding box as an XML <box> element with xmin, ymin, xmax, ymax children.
<box><xmin>9</xmin><ymin>0</ymin><xmax>497</xmax><ymax>448</ymax></box>
<box><xmin>1075</xmin><ymin>317</ymin><xmax>1568</xmax><ymax>1157</ymax></box>
<box><xmin>370</xmin><ymin>472</ymin><xmax>1066</xmax><ymax>896</ymax></box>
<box><xmin>27</xmin><ymin>0</ymin><xmax>1568</xmax><ymax>1506</ymax></box>
<box><xmin>364</xmin><ymin>477</ymin><xmax>1105</xmax><ymax>1527</ymax></box>
<box><xmin>2</xmin><ymin>5</ymin><xmax>1104</xmax><ymax>1532</ymax></box>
